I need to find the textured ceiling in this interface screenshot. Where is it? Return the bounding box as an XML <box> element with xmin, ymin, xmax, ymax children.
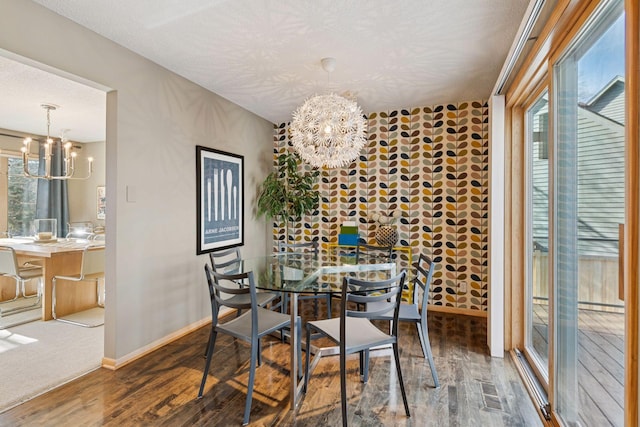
<box><xmin>0</xmin><ymin>54</ymin><xmax>106</xmax><ymax>143</ymax></box>
<box><xmin>26</xmin><ymin>0</ymin><xmax>530</xmax><ymax>126</ymax></box>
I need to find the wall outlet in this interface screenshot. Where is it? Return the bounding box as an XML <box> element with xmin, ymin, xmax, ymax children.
<box><xmin>459</xmin><ymin>281</ymin><xmax>467</xmax><ymax>293</ymax></box>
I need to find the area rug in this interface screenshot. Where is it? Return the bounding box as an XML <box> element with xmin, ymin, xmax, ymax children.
<box><xmin>0</xmin><ymin>317</ymin><xmax>103</xmax><ymax>413</ymax></box>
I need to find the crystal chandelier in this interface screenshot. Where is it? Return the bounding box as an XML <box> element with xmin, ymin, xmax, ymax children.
<box><xmin>21</xmin><ymin>104</ymin><xmax>93</xmax><ymax>180</ymax></box>
<box><xmin>290</xmin><ymin>58</ymin><xmax>367</xmax><ymax>169</ymax></box>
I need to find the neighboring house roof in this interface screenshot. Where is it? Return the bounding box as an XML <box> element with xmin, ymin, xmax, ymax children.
<box><xmin>582</xmin><ymin>75</ymin><xmax>625</xmax><ymax>125</ymax></box>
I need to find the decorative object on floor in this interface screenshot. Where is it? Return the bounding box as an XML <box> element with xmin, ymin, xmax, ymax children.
<box><xmin>369</xmin><ymin>211</ymin><xmax>401</xmax><ymax>247</ymax></box>
<box><xmin>21</xmin><ymin>104</ymin><xmax>93</xmax><ymax>180</ymax></box>
<box><xmin>290</xmin><ymin>58</ymin><xmax>367</xmax><ymax>169</ymax></box>
<box><xmin>256</xmin><ymin>151</ymin><xmax>319</xmax><ymax>244</ymax></box>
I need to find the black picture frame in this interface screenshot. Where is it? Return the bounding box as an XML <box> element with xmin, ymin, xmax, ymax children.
<box><xmin>196</xmin><ymin>145</ymin><xmax>244</xmax><ymax>254</ymax></box>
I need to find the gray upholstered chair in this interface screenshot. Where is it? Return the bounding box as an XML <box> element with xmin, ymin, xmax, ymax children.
<box><xmin>366</xmin><ymin>253</ymin><xmax>439</xmax><ymax>387</ymax></box>
<box><xmin>0</xmin><ymin>246</ymin><xmax>43</xmax><ymax>316</ymax></box>
<box><xmin>304</xmin><ymin>270</ymin><xmax>410</xmax><ymax>426</ymax></box>
<box><xmin>198</xmin><ymin>265</ymin><xmax>301</xmax><ymax>426</ymax></box>
<box><xmin>278</xmin><ymin>240</ymin><xmax>331</xmax><ymax>317</ymax></box>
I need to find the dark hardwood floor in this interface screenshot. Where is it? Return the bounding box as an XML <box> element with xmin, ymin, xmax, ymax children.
<box><xmin>0</xmin><ymin>307</ymin><xmax>542</xmax><ymax>426</ymax></box>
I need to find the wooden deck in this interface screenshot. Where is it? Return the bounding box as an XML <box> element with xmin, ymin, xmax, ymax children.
<box><xmin>0</xmin><ymin>309</ymin><xmax>542</xmax><ymax>426</ymax></box>
<box><xmin>532</xmin><ymin>304</ymin><xmax>624</xmax><ymax>426</ymax></box>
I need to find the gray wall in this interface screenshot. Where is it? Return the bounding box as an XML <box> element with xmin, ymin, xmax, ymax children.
<box><xmin>1</xmin><ymin>0</ymin><xmax>274</xmax><ymax>362</ymax></box>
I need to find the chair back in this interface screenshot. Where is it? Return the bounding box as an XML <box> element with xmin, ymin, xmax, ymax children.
<box><xmin>412</xmin><ymin>254</ymin><xmax>435</xmax><ymax>308</ymax></box>
<box><xmin>79</xmin><ymin>247</ymin><xmax>105</xmax><ymax>278</ymax></box>
<box><xmin>204</xmin><ymin>264</ymin><xmax>257</xmax><ymax>320</ymax></box>
<box><xmin>341</xmin><ymin>270</ymin><xmax>407</xmax><ymax>332</ymax></box>
<box><xmin>0</xmin><ymin>246</ymin><xmax>19</xmax><ymax>277</ymax></box>
<box><xmin>355</xmin><ymin>243</ymin><xmax>393</xmax><ymax>263</ymax></box>
<box><xmin>66</xmin><ymin>222</ymin><xmax>95</xmax><ymax>240</ymax></box>
<box><xmin>209</xmin><ymin>247</ymin><xmax>242</xmax><ymax>272</ymax></box>
<box><xmin>278</xmin><ymin>240</ymin><xmax>319</xmax><ymax>256</ymax></box>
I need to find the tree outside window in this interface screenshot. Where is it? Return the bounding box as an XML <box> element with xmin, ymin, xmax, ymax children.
<box><xmin>7</xmin><ymin>157</ymin><xmax>38</xmax><ymax>236</ymax></box>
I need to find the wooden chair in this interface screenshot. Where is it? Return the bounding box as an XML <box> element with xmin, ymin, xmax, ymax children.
<box><xmin>304</xmin><ymin>270</ymin><xmax>410</xmax><ymax>426</ymax></box>
<box><xmin>198</xmin><ymin>265</ymin><xmax>301</xmax><ymax>426</ymax></box>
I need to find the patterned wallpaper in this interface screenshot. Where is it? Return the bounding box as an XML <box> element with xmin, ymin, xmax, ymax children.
<box><xmin>271</xmin><ymin>100</ymin><xmax>489</xmax><ymax>312</ymax></box>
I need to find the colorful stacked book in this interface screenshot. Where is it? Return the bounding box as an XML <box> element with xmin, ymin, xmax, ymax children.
<box><xmin>338</xmin><ymin>221</ymin><xmax>359</xmax><ymax>245</ymax></box>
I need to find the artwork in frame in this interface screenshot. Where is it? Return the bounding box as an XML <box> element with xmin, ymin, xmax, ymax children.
<box><xmin>196</xmin><ymin>145</ymin><xmax>244</xmax><ymax>254</ymax></box>
<box><xmin>97</xmin><ymin>186</ymin><xmax>106</xmax><ymax>220</ymax></box>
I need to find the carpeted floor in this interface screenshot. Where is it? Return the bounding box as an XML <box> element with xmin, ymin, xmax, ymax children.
<box><xmin>0</xmin><ymin>312</ymin><xmax>104</xmax><ymax>413</ymax></box>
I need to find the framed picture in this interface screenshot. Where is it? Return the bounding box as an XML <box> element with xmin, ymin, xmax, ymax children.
<box><xmin>196</xmin><ymin>145</ymin><xmax>244</xmax><ymax>254</ymax></box>
<box><xmin>97</xmin><ymin>186</ymin><xmax>106</xmax><ymax>220</ymax></box>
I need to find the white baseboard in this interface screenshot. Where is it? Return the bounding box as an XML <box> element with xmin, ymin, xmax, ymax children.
<box><xmin>101</xmin><ymin>317</ymin><xmax>212</xmax><ymax>370</ymax></box>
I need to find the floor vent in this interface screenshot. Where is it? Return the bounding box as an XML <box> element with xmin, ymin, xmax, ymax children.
<box><xmin>479</xmin><ymin>380</ymin><xmax>503</xmax><ymax>411</ymax></box>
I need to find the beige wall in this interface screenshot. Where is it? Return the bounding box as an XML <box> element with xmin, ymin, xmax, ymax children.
<box><xmin>68</xmin><ymin>142</ymin><xmax>106</xmax><ymax>228</ymax></box>
<box><xmin>1</xmin><ymin>0</ymin><xmax>274</xmax><ymax>363</ymax></box>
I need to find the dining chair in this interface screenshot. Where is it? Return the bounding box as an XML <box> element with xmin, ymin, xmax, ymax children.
<box><xmin>278</xmin><ymin>240</ymin><xmax>332</xmax><ymax>317</ymax></box>
<box><xmin>304</xmin><ymin>270</ymin><xmax>410</xmax><ymax>426</ymax></box>
<box><xmin>52</xmin><ymin>247</ymin><xmax>105</xmax><ymax>327</ymax></box>
<box><xmin>198</xmin><ymin>265</ymin><xmax>301</xmax><ymax>426</ymax></box>
<box><xmin>365</xmin><ymin>253</ymin><xmax>440</xmax><ymax>387</ymax></box>
<box><xmin>355</xmin><ymin>242</ymin><xmax>393</xmax><ymax>263</ymax></box>
<box><xmin>209</xmin><ymin>246</ymin><xmax>279</xmax><ymax>312</ymax></box>
<box><xmin>66</xmin><ymin>221</ymin><xmax>95</xmax><ymax>240</ymax></box>
<box><xmin>0</xmin><ymin>246</ymin><xmax>43</xmax><ymax>316</ymax></box>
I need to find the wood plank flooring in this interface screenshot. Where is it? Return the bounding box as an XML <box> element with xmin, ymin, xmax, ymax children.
<box><xmin>532</xmin><ymin>304</ymin><xmax>624</xmax><ymax>426</ymax></box>
<box><xmin>0</xmin><ymin>308</ymin><xmax>542</xmax><ymax>426</ymax></box>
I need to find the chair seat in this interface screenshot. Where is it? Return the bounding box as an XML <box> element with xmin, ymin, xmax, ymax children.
<box><xmin>226</xmin><ymin>291</ymin><xmax>277</xmax><ymax>308</ymax></box>
<box><xmin>15</xmin><ymin>268</ymin><xmax>43</xmax><ymax>281</ymax></box>
<box><xmin>367</xmin><ymin>301</ymin><xmax>421</xmax><ymax>321</ymax></box>
<box><xmin>307</xmin><ymin>317</ymin><xmax>394</xmax><ymax>353</ymax></box>
<box><xmin>219</xmin><ymin>307</ymin><xmax>291</xmax><ymax>340</ymax></box>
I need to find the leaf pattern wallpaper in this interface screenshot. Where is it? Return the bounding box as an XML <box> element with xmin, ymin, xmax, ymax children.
<box><xmin>271</xmin><ymin>100</ymin><xmax>489</xmax><ymax>312</ymax></box>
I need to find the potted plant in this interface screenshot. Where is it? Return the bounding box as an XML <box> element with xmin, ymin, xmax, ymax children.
<box><xmin>256</xmin><ymin>151</ymin><xmax>320</xmax><ymax>243</ymax></box>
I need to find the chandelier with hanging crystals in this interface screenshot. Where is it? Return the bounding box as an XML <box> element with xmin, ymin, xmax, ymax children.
<box><xmin>289</xmin><ymin>58</ymin><xmax>367</xmax><ymax>169</ymax></box>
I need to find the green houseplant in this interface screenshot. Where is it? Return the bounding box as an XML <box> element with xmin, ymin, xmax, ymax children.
<box><xmin>256</xmin><ymin>151</ymin><xmax>320</xmax><ymax>243</ymax></box>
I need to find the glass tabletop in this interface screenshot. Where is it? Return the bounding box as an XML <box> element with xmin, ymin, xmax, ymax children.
<box><xmin>221</xmin><ymin>252</ymin><xmax>403</xmax><ymax>294</ymax></box>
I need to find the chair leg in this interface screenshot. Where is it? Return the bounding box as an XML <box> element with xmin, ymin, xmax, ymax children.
<box><xmin>281</xmin><ymin>293</ymin><xmax>289</xmax><ymax>342</ymax></box>
<box><xmin>340</xmin><ymin>346</ymin><xmax>348</xmax><ymax>427</ymax></box>
<box><xmin>304</xmin><ymin>325</ymin><xmax>312</xmax><ymax>393</ymax></box>
<box><xmin>312</xmin><ymin>292</ymin><xmax>319</xmax><ymax>318</ymax></box>
<box><xmin>243</xmin><ymin>336</ymin><xmax>259</xmax><ymax>426</ymax></box>
<box><xmin>325</xmin><ymin>294</ymin><xmax>332</xmax><ymax>318</ymax></box>
<box><xmin>416</xmin><ymin>322</ymin><xmax>440</xmax><ymax>388</ymax></box>
<box><xmin>297</xmin><ymin>317</ymin><xmax>302</xmax><ymax>379</ymax></box>
<box><xmin>52</xmin><ymin>277</ymin><xmax>58</xmax><ymax>320</ymax></box>
<box><xmin>359</xmin><ymin>349</ymin><xmax>370</xmax><ymax>383</ymax></box>
<box><xmin>198</xmin><ymin>329</ymin><xmax>217</xmax><ymax>398</ymax></box>
<box><xmin>393</xmin><ymin>342</ymin><xmax>411</xmax><ymax>417</ymax></box>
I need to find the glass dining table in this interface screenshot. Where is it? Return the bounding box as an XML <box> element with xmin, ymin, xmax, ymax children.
<box><xmin>220</xmin><ymin>251</ymin><xmax>405</xmax><ymax>411</ymax></box>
